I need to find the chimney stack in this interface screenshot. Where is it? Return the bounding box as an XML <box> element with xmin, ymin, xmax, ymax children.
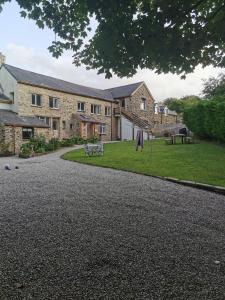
<box><xmin>0</xmin><ymin>53</ymin><xmax>6</xmax><ymax>66</ymax></box>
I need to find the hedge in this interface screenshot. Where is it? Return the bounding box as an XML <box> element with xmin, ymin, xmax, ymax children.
<box><xmin>183</xmin><ymin>99</ymin><xmax>225</xmax><ymax>143</ymax></box>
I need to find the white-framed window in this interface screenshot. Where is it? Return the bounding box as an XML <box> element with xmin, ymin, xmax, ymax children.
<box><xmin>140</xmin><ymin>98</ymin><xmax>147</xmax><ymax>110</ymax></box>
<box><xmin>91</xmin><ymin>104</ymin><xmax>101</xmax><ymax>115</ymax></box>
<box><xmin>32</xmin><ymin>94</ymin><xmax>41</xmax><ymax>106</ymax></box>
<box><xmin>37</xmin><ymin>116</ymin><xmax>51</xmax><ymax>126</ymax></box>
<box><xmin>105</xmin><ymin>106</ymin><xmax>111</xmax><ymax>116</ymax></box>
<box><xmin>77</xmin><ymin>102</ymin><xmax>85</xmax><ymax>112</ymax></box>
<box><xmin>22</xmin><ymin>127</ymin><xmax>34</xmax><ymax>140</ymax></box>
<box><xmin>49</xmin><ymin>97</ymin><xmax>59</xmax><ymax>109</ymax></box>
<box><xmin>98</xmin><ymin>123</ymin><xmax>106</xmax><ymax>134</ymax></box>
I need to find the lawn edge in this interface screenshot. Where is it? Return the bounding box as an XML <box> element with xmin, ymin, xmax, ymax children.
<box><xmin>61</xmin><ymin>152</ymin><xmax>225</xmax><ymax>196</ymax></box>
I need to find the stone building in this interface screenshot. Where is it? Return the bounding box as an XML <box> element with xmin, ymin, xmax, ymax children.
<box><xmin>0</xmin><ymin>53</ymin><xmax>158</xmax><ymax>154</ymax></box>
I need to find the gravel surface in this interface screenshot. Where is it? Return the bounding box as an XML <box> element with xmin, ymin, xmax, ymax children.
<box><xmin>0</xmin><ymin>147</ymin><xmax>225</xmax><ymax>300</ymax></box>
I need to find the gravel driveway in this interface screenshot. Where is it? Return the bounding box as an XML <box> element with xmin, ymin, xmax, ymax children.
<box><xmin>0</xmin><ymin>147</ymin><xmax>225</xmax><ymax>300</ymax></box>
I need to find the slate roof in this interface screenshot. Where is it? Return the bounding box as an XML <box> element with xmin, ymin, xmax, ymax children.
<box><xmin>2</xmin><ymin>64</ymin><xmax>144</xmax><ymax>101</ymax></box>
<box><xmin>74</xmin><ymin>114</ymin><xmax>101</xmax><ymax>124</ymax></box>
<box><xmin>0</xmin><ymin>110</ymin><xmax>49</xmax><ymax>128</ymax></box>
<box><xmin>105</xmin><ymin>82</ymin><xmax>143</xmax><ymax>99</ymax></box>
<box><xmin>0</xmin><ymin>93</ymin><xmax>10</xmax><ymax>101</ymax></box>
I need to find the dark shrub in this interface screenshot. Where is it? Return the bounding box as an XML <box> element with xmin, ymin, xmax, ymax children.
<box><xmin>183</xmin><ymin>97</ymin><xmax>225</xmax><ymax>142</ymax></box>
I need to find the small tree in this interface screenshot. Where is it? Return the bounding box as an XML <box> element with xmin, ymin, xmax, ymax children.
<box><xmin>202</xmin><ymin>73</ymin><xmax>225</xmax><ymax>99</ymax></box>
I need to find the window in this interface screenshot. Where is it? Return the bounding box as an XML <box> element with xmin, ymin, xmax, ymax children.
<box><xmin>52</xmin><ymin>118</ymin><xmax>59</xmax><ymax>130</ymax></box>
<box><xmin>22</xmin><ymin>127</ymin><xmax>34</xmax><ymax>140</ymax></box>
<box><xmin>91</xmin><ymin>104</ymin><xmax>101</xmax><ymax>114</ymax></box>
<box><xmin>37</xmin><ymin>116</ymin><xmax>51</xmax><ymax>126</ymax></box>
<box><xmin>141</xmin><ymin>98</ymin><xmax>147</xmax><ymax>110</ymax></box>
<box><xmin>98</xmin><ymin>123</ymin><xmax>106</xmax><ymax>134</ymax></box>
<box><xmin>105</xmin><ymin>106</ymin><xmax>111</xmax><ymax>116</ymax></box>
<box><xmin>49</xmin><ymin>97</ymin><xmax>59</xmax><ymax>109</ymax></box>
<box><xmin>77</xmin><ymin>102</ymin><xmax>85</xmax><ymax>112</ymax></box>
<box><xmin>62</xmin><ymin>121</ymin><xmax>66</xmax><ymax>130</ymax></box>
<box><xmin>121</xmin><ymin>99</ymin><xmax>125</xmax><ymax>108</ymax></box>
<box><xmin>32</xmin><ymin>94</ymin><xmax>41</xmax><ymax>106</ymax></box>
<box><xmin>70</xmin><ymin>124</ymin><xmax>73</xmax><ymax>130</ymax></box>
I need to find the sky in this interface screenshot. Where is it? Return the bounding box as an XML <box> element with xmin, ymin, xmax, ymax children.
<box><xmin>0</xmin><ymin>1</ymin><xmax>223</xmax><ymax>101</ymax></box>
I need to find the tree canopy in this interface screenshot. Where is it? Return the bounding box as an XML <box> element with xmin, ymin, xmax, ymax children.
<box><xmin>1</xmin><ymin>0</ymin><xmax>225</xmax><ymax>78</ymax></box>
<box><xmin>202</xmin><ymin>73</ymin><xmax>225</xmax><ymax>98</ymax></box>
<box><xmin>164</xmin><ymin>96</ymin><xmax>201</xmax><ymax>114</ymax></box>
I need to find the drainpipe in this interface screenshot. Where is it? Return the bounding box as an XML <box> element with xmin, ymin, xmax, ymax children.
<box><xmin>13</xmin><ymin>125</ymin><xmax>16</xmax><ymax>155</ymax></box>
<box><xmin>119</xmin><ymin>102</ymin><xmax>122</xmax><ymax>141</ymax></box>
<box><xmin>111</xmin><ymin>102</ymin><xmax>113</xmax><ymax>141</ymax></box>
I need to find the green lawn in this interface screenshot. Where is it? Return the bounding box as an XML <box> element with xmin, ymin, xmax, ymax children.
<box><xmin>62</xmin><ymin>139</ymin><xmax>225</xmax><ymax>187</ymax></box>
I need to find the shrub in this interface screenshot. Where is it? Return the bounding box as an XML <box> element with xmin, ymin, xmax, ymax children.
<box><xmin>60</xmin><ymin>139</ymin><xmax>74</xmax><ymax>147</ymax></box>
<box><xmin>29</xmin><ymin>134</ymin><xmax>47</xmax><ymax>152</ymax></box>
<box><xmin>0</xmin><ymin>142</ymin><xmax>12</xmax><ymax>157</ymax></box>
<box><xmin>183</xmin><ymin>97</ymin><xmax>225</xmax><ymax>143</ymax></box>
<box><xmin>19</xmin><ymin>143</ymin><xmax>33</xmax><ymax>158</ymax></box>
<box><xmin>86</xmin><ymin>135</ymin><xmax>99</xmax><ymax>144</ymax></box>
<box><xmin>47</xmin><ymin>138</ymin><xmax>61</xmax><ymax>150</ymax></box>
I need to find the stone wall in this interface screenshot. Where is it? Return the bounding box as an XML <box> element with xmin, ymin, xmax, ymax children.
<box><xmin>122</xmin><ymin>84</ymin><xmax>154</xmax><ymax>127</ymax></box>
<box><xmin>1</xmin><ymin>125</ymin><xmax>50</xmax><ymax>155</ymax></box>
<box><xmin>17</xmin><ymin>83</ymin><xmax>116</xmax><ymax>141</ymax></box>
<box><xmin>0</xmin><ymin>125</ymin><xmax>16</xmax><ymax>154</ymax></box>
<box><xmin>154</xmin><ymin>113</ymin><xmax>177</xmax><ymax>125</ymax></box>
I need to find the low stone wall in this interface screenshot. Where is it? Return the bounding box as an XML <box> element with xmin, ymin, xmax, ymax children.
<box><xmin>154</xmin><ymin>114</ymin><xmax>177</xmax><ymax>125</ymax></box>
<box><xmin>152</xmin><ymin>123</ymin><xmax>186</xmax><ymax>137</ymax></box>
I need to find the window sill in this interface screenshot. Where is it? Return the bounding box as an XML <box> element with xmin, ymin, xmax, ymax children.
<box><xmin>77</xmin><ymin>110</ymin><xmax>85</xmax><ymax>113</ymax></box>
<box><xmin>50</xmin><ymin>107</ymin><xmax>59</xmax><ymax>110</ymax></box>
<box><xmin>31</xmin><ymin>105</ymin><xmax>42</xmax><ymax>108</ymax></box>
<box><xmin>105</xmin><ymin>115</ymin><xmax>111</xmax><ymax>117</ymax></box>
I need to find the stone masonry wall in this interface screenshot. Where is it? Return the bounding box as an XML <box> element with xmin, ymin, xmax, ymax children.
<box><xmin>122</xmin><ymin>84</ymin><xmax>155</xmax><ymax>127</ymax></box>
<box><xmin>154</xmin><ymin>113</ymin><xmax>177</xmax><ymax>125</ymax></box>
<box><xmin>17</xmin><ymin>83</ymin><xmax>116</xmax><ymax>141</ymax></box>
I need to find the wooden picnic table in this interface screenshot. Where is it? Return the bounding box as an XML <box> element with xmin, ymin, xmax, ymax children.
<box><xmin>171</xmin><ymin>134</ymin><xmax>185</xmax><ymax>144</ymax></box>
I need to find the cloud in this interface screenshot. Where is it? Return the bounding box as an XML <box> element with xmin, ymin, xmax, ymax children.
<box><xmin>5</xmin><ymin>43</ymin><xmax>224</xmax><ymax>101</ymax></box>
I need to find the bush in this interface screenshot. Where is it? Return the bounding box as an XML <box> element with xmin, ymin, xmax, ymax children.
<box><xmin>183</xmin><ymin>97</ymin><xmax>225</xmax><ymax>143</ymax></box>
<box><xmin>29</xmin><ymin>134</ymin><xmax>47</xmax><ymax>152</ymax></box>
<box><xmin>86</xmin><ymin>135</ymin><xmax>99</xmax><ymax>144</ymax></box>
<box><xmin>0</xmin><ymin>142</ymin><xmax>12</xmax><ymax>157</ymax></box>
<box><xmin>60</xmin><ymin>138</ymin><xmax>74</xmax><ymax>147</ymax></box>
<box><xmin>47</xmin><ymin>138</ymin><xmax>61</xmax><ymax>151</ymax></box>
<box><xmin>19</xmin><ymin>143</ymin><xmax>33</xmax><ymax>158</ymax></box>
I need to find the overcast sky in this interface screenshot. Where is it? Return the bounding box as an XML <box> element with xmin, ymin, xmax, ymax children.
<box><xmin>0</xmin><ymin>1</ymin><xmax>223</xmax><ymax>101</ymax></box>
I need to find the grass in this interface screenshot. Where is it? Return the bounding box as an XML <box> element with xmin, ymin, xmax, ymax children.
<box><xmin>62</xmin><ymin>139</ymin><xmax>225</xmax><ymax>187</ymax></box>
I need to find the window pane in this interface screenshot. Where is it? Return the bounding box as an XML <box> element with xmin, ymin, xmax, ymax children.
<box><xmin>37</xmin><ymin>95</ymin><xmax>41</xmax><ymax>106</ymax></box>
<box><xmin>49</xmin><ymin>97</ymin><xmax>53</xmax><ymax>108</ymax></box>
<box><xmin>22</xmin><ymin>128</ymin><xmax>34</xmax><ymax>140</ymax></box>
<box><xmin>54</xmin><ymin>98</ymin><xmax>59</xmax><ymax>108</ymax></box>
<box><xmin>32</xmin><ymin>94</ymin><xmax>36</xmax><ymax>105</ymax></box>
<box><xmin>46</xmin><ymin>117</ymin><xmax>50</xmax><ymax>126</ymax></box>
